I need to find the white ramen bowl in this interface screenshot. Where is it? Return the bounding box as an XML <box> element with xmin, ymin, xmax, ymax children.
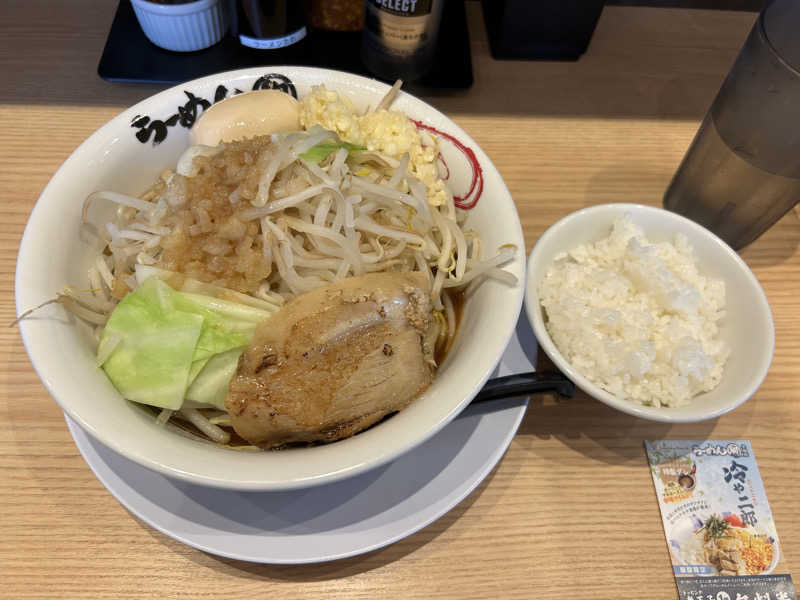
<box><xmin>16</xmin><ymin>67</ymin><xmax>525</xmax><ymax>491</ymax></box>
<box><xmin>525</xmin><ymin>203</ymin><xmax>774</xmax><ymax>423</ymax></box>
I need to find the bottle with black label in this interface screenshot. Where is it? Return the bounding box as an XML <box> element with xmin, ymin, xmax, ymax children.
<box><xmin>234</xmin><ymin>0</ymin><xmax>307</xmax><ymax>51</ymax></box>
<box><xmin>361</xmin><ymin>0</ymin><xmax>445</xmax><ymax>82</ymax></box>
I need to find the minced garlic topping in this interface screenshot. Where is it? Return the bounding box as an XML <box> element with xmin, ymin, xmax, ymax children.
<box><xmin>300</xmin><ymin>85</ymin><xmax>449</xmax><ymax>207</ymax></box>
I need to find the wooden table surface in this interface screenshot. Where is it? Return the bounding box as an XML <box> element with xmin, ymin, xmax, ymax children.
<box><xmin>1</xmin><ymin>2</ymin><xmax>797</xmax><ymax>598</ymax></box>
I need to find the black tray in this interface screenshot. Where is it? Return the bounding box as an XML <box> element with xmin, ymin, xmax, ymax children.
<box><xmin>98</xmin><ymin>0</ymin><xmax>473</xmax><ymax>89</ymax></box>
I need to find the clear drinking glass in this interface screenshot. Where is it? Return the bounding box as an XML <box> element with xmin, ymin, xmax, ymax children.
<box><xmin>664</xmin><ymin>0</ymin><xmax>800</xmax><ymax>250</ymax></box>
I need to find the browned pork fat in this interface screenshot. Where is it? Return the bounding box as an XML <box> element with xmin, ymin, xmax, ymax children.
<box><xmin>225</xmin><ymin>272</ymin><xmax>434</xmax><ymax>448</ymax></box>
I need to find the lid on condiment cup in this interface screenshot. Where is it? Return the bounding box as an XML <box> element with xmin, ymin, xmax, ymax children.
<box><xmin>763</xmin><ymin>0</ymin><xmax>800</xmax><ymax>73</ymax></box>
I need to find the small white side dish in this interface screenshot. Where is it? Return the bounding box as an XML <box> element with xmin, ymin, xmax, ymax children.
<box><xmin>131</xmin><ymin>0</ymin><xmax>228</xmax><ymax>52</ymax></box>
<box><xmin>525</xmin><ymin>203</ymin><xmax>774</xmax><ymax>423</ymax></box>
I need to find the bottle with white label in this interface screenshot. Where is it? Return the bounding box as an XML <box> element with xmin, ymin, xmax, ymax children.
<box><xmin>235</xmin><ymin>0</ymin><xmax>307</xmax><ymax>51</ymax></box>
<box><xmin>361</xmin><ymin>0</ymin><xmax>445</xmax><ymax>82</ymax></box>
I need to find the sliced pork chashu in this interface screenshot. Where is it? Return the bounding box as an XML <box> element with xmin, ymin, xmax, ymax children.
<box><xmin>225</xmin><ymin>272</ymin><xmax>434</xmax><ymax>448</ymax></box>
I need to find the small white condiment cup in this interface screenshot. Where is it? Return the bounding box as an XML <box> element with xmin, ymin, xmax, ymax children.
<box><xmin>525</xmin><ymin>203</ymin><xmax>774</xmax><ymax>423</ymax></box>
<box><xmin>131</xmin><ymin>0</ymin><xmax>228</xmax><ymax>52</ymax></box>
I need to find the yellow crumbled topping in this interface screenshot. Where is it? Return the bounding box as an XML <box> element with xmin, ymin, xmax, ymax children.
<box><xmin>299</xmin><ymin>85</ymin><xmax>361</xmax><ymax>142</ymax></box>
<box><xmin>731</xmin><ymin>528</ymin><xmax>774</xmax><ymax>575</ymax></box>
<box><xmin>299</xmin><ymin>85</ymin><xmax>449</xmax><ymax>206</ymax></box>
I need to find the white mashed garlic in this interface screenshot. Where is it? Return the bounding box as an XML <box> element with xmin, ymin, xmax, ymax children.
<box><xmin>299</xmin><ymin>85</ymin><xmax>449</xmax><ymax>207</ymax></box>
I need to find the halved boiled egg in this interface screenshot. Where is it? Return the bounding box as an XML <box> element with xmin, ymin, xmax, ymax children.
<box><xmin>190</xmin><ymin>90</ymin><xmax>301</xmax><ymax>146</ymax></box>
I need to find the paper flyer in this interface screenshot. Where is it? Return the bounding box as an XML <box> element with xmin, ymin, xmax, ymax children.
<box><xmin>645</xmin><ymin>440</ymin><xmax>795</xmax><ymax>600</ymax></box>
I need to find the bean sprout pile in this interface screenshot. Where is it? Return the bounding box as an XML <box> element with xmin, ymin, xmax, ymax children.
<box><xmin>69</xmin><ymin>89</ymin><xmax>515</xmax><ymax>356</ymax></box>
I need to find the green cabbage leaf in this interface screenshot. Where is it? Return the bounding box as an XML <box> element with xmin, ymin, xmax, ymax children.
<box><xmin>98</xmin><ymin>277</ymin><xmax>270</xmax><ymax>410</ymax></box>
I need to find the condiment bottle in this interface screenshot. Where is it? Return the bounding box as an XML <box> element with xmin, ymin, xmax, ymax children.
<box><xmin>234</xmin><ymin>0</ymin><xmax>307</xmax><ymax>50</ymax></box>
<box><xmin>304</xmin><ymin>0</ymin><xmax>365</xmax><ymax>31</ymax></box>
<box><xmin>361</xmin><ymin>0</ymin><xmax>444</xmax><ymax>82</ymax></box>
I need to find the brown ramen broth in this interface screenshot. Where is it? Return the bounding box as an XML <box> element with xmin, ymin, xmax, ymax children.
<box><xmin>434</xmin><ymin>287</ymin><xmax>464</xmax><ymax>365</ymax></box>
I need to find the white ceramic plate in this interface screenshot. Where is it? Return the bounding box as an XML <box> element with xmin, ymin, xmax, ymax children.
<box><xmin>16</xmin><ymin>67</ymin><xmax>525</xmax><ymax>490</ymax></box>
<box><xmin>63</xmin><ymin>315</ymin><xmax>537</xmax><ymax>564</ymax></box>
<box><xmin>66</xmin><ymin>401</ymin><xmax>525</xmax><ymax>564</ymax></box>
